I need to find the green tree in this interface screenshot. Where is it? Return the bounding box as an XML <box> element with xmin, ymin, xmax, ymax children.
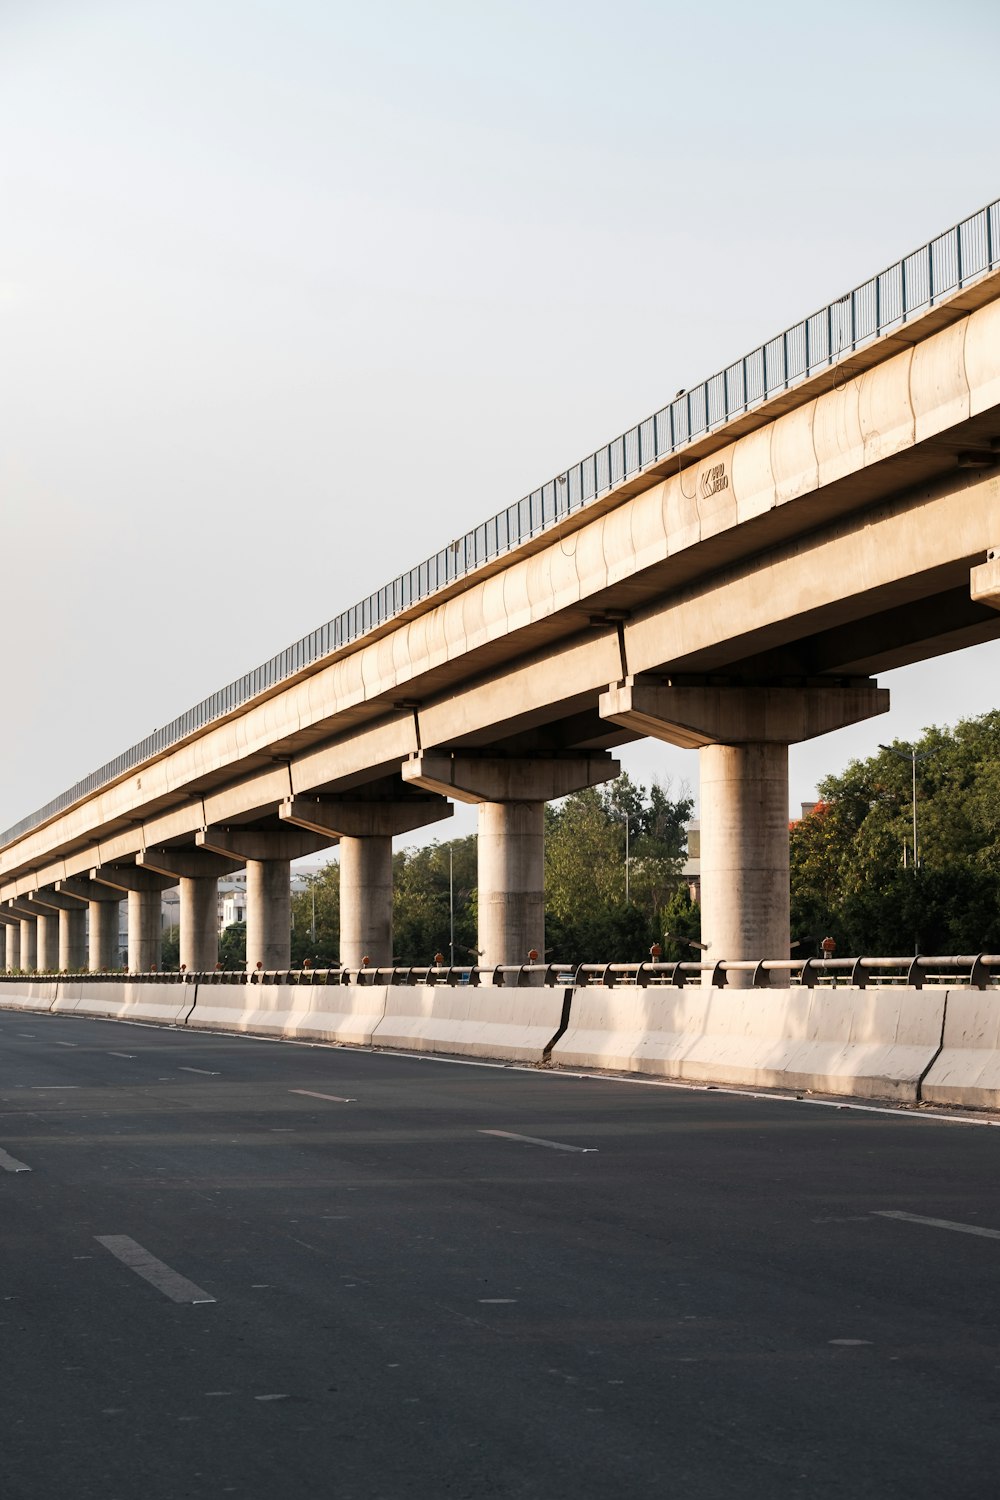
<box><xmin>218</xmin><ymin>921</ymin><xmax>246</xmax><ymax>971</ymax></box>
<box><xmin>392</xmin><ymin>836</ymin><xmax>477</xmax><ymax>965</ymax></box>
<box><xmin>790</xmin><ymin>713</ymin><xmax>1000</xmax><ymax>955</ymax></box>
<box><xmin>290</xmin><ymin>861</ymin><xmax>340</xmax><ymax>966</ymax></box>
<box><xmin>161</xmin><ymin>924</ymin><xmax>180</xmax><ymax>970</ymax></box>
<box><xmin>544</xmin><ymin>774</ymin><xmax>694</xmax><ymax>963</ymax></box>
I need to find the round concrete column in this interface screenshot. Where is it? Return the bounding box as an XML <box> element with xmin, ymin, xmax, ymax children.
<box><xmin>128</xmin><ymin>888</ymin><xmax>162</xmax><ymax>972</ymax></box>
<box><xmin>699</xmin><ymin>742</ymin><xmax>790</xmax><ymax>979</ymax></box>
<box><xmin>37</xmin><ymin>912</ymin><xmax>59</xmax><ymax>972</ymax></box>
<box><xmin>20</xmin><ymin>918</ymin><xmax>37</xmax><ymax>973</ymax></box>
<box><xmin>179</xmin><ymin>876</ymin><xmax>218</xmax><ymax>972</ymax></box>
<box><xmin>246</xmin><ymin>859</ymin><xmax>291</xmax><ymax>972</ymax></box>
<box><xmin>59</xmin><ymin>908</ymin><xmax>87</xmax><ymax>971</ymax></box>
<box><xmin>339</xmin><ymin>836</ymin><xmax>392</xmax><ymax>969</ymax></box>
<box><xmin>89</xmin><ymin>899</ymin><xmax>121</xmax><ymax>971</ymax></box>
<box><xmin>477</xmin><ymin>800</ymin><xmax>545</xmax><ymax>970</ymax></box>
<box><xmin>6</xmin><ymin>924</ymin><xmax>20</xmax><ymax>971</ymax></box>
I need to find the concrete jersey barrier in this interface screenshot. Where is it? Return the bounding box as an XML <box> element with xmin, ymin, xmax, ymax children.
<box><xmin>921</xmin><ymin>989</ymin><xmax>1000</xmax><ymax>1110</ymax></box>
<box><xmin>187</xmin><ymin>982</ymin><xmax>386</xmax><ymax>1047</ymax></box>
<box><xmin>51</xmin><ymin>981</ymin><xmax>194</xmax><ymax>1025</ymax></box>
<box><xmin>551</xmin><ymin>985</ymin><xmax>947</xmax><ymax>1101</ymax></box>
<box><xmin>371</xmin><ymin>983</ymin><xmax>570</xmax><ymax>1063</ymax></box>
<box><xmin>0</xmin><ymin>981</ymin><xmax>60</xmax><ymax>1012</ymax></box>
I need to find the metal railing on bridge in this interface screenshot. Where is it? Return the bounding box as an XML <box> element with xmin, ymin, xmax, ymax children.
<box><xmin>4</xmin><ymin>198</ymin><xmax>999</xmax><ymax>850</ymax></box>
<box><xmin>2</xmin><ymin>955</ymin><xmax>999</xmax><ymax>988</ymax></box>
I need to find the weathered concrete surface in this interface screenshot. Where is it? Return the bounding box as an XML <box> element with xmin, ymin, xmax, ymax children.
<box><xmin>921</xmin><ymin>989</ymin><xmax>1000</xmax><ymax>1109</ymax></box>
<box><xmin>550</xmin><ymin>985</ymin><xmax>946</xmax><ymax>1101</ymax></box>
<box><xmin>369</xmin><ymin>983</ymin><xmax>569</xmax><ymax>1063</ymax></box>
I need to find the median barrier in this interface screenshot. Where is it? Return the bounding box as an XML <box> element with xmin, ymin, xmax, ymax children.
<box><xmin>921</xmin><ymin>990</ymin><xmax>1000</xmax><ymax>1110</ymax></box>
<box><xmin>52</xmin><ymin>980</ymin><xmax>194</xmax><ymax>1024</ymax></box>
<box><xmin>551</xmin><ymin>985</ymin><xmax>947</xmax><ymax>1101</ymax></box>
<box><xmin>0</xmin><ymin>980</ymin><xmax>60</xmax><ymax>1012</ymax></box>
<box><xmin>187</xmin><ymin>980</ymin><xmax>387</xmax><ymax>1046</ymax></box>
<box><xmin>370</xmin><ymin>983</ymin><xmax>570</xmax><ymax>1062</ymax></box>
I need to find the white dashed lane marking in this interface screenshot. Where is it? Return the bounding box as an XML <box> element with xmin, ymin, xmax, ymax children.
<box><xmin>479</xmin><ymin>1129</ymin><xmax>597</xmax><ymax>1154</ymax></box>
<box><xmin>95</xmin><ymin>1235</ymin><xmax>216</xmax><ymax>1304</ymax></box>
<box><xmin>290</xmin><ymin>1089</ymin><xmax>355</xmax><ymax>1104</ymax></box>
<box><xmin>178</xmin><ymin>1068</ymin><xmax>220</xmax><ymax>1077</ymax></box>
<box><xmin>874</xmin><ymin>1210</ymin><xmax>1000</xmax><ymax>1241</ymax></box>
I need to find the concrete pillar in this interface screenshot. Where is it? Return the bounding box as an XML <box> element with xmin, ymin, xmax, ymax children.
<box><xmin>280</xmin><ymin>793</ymin><xmax>452</xmax><ymax>970</ymax></box>
<box><xmin>402</xmin><ymin>752</ymin><xmax>619</xmax><ymax>969</ymax></box>
<box><xmin>59</xmin><ymin>907</ymin><xmax>87</xmax><ymax>971</ymax></box>
<box><xmin>20</xmin><ymin>918</ymin><xmax>37</xmax><ymax>972</ymax></box>
<box><xmin>90</xmin><ymin>898</ymin><xmax>120</xmax><ymax>970</ymax></box>
<box><xmin>0</xmin><ymin>925</ymin><xmax>5</xmax><ymax>971</ymax></box>
<box><xmin>4</xmin><ymin>922</ymin><xmax>20</xmax><ymax>971</ymax></box>
<box><xmin>600</xmin><ymin>679</ymin><xmax>889</xmax><ymax>970</ymax></box>
<box><xmin>700</xmin><ymin>743</ymin><xmax>790</xmax><ymax>968</ymax></box>
<box><xmin>478</xmin><ymin>801</ymin><xmax>545</xmax><ymax>972</ymax></box>
<box><xmin>36</xmin><ymin>910</ymin><xmax>59</xmax><ymax>972</ymax></box>
<box><xmin>337</xmin><ymin>837</ymin><xmax>392</xmax><ymax>970</ymax></box>
<box><xmin>245</xmin><ymin>859</ymin><xmax>291</xmax><ymax>970</ymax></box>
<box><xmin>128</xmin><ymin>889</ymin><xmax>163</xmax><ymax>971</ymax></box>
<box><xmin>179</xmin><ymin>877</ymin><xmax>218</xmax><ymax>971</ymax></box>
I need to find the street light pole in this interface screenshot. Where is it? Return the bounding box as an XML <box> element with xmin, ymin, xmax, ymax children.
<box><xmin>879</xmin><ymin>741</ymin><xmax>937</xmax><ymax>871</ymax></box>
<box><xmin>449</xmin><ymin>844</ymin><xmax>455</xmax><ymax>966</ymax></box>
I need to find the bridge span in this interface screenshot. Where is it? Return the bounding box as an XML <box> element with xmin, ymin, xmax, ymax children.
<box><xmin>3</xmin><ymin>202</ymin><xmax>1000</xmax><ymax>974</ymax></box>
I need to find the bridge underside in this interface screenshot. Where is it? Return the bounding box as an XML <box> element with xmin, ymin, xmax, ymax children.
<box><xmin>4</xmin><ymin>277</ymin><xmax>1000</xmax><ymax>970</ymax></box>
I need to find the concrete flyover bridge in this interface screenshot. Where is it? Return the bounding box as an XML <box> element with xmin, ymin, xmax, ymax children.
<box><xmin>3</xmin><ymin>200</ymin><xmax>1000</xmax><ymax>975</ymax></box>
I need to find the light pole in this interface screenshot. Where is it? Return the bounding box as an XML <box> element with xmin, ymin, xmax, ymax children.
<box><xmin>623</xmin><ymin>812</ymin><xmax>630</xmax><ymax>904</ymax></box>
<box><xmin>878</xmin><ymin>742</ymin><xmax>937</xmax><ymax>871</ymax></box>
<box><xmin>449</xmin><ymin>843</ymin><xmax>455</xmax><ymax>966</ymax></box>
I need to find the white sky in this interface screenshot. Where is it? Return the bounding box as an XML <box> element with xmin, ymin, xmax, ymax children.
<box><xmin>2</xmin><ymin>0</ymin><xmax>998</xmax><ymax>854</ymax></box>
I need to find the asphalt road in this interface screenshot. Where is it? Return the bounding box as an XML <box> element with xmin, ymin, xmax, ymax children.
<box><xmin>2</xmin><ymin>1010</ymin><xmax>1000</xmax><ymax>1500</ymax></box>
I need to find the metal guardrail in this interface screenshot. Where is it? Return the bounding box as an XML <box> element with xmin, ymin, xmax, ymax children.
<box><xmin>3</xmin><ymin>198</ymin><xmax>1000</xmax><ymax>851</ymax></box>
<box><xmin>2</xmin><ymin>955</ymin><xmax>1000</xmax><ymax>988</ymax></box>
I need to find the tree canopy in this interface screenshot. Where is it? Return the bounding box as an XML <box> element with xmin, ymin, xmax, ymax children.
<box><xmin>790</xmin><ymin>712</ymin><xmax>1000</xmax><ymax>956</ymax></box>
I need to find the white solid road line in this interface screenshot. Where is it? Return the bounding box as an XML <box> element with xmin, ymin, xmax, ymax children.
<box><xmin>95</xmin><ymin>1235</ymin><xmax>217</xmax><ymax>1304</ymax></box>
<box><xmin>178</xmin><ymin>1067</ymin><xmax>220</xmax><ymax>1076</ymax></box>
<box><xmin>0</xmin><ymin>1147</ymin><xmax>31</xmax><ymax>1173</ymax></box>
<box><xmin>290</xmin><ymin>1089</ymin><xmax>355</xmax><ymax>1103</ymax></box>
<box><xmin>480</xmin><ymin>1128</ymin><xmax>597</xmax><ymax>1154</ymax></box>
<box><xmin>874</xmin><ymin>1210</ymin><xmax>1000</xmax><ymax>1241</ymax></box>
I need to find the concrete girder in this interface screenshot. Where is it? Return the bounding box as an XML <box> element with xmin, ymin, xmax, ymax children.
<box><xmin>279</xmin><ymin>796</ymin><xmax>450</xmax><ymax>840</ymax></box>
<box><xmin>136</xmin><ymin>848</ymin><xmax>242</xmax><ymax>882</ymax></box>
<box><xmin>599</xmin><ymin>679</ymin><xmax>889</xmax><ymax>750</ymax></box>
<box><xmin>401</xmin><ymin>752</ymin><xmax>619</xmax><ymax>806</ymax></box>
<box><xmin>90</xmin><ymin>865</ymin><xmax>176</xmax><ymax>895</ymax></box>
<box><xmin>196</xmin><ymin>827</ymin><xmax>334</xmax><ymax>862</ymax></box>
